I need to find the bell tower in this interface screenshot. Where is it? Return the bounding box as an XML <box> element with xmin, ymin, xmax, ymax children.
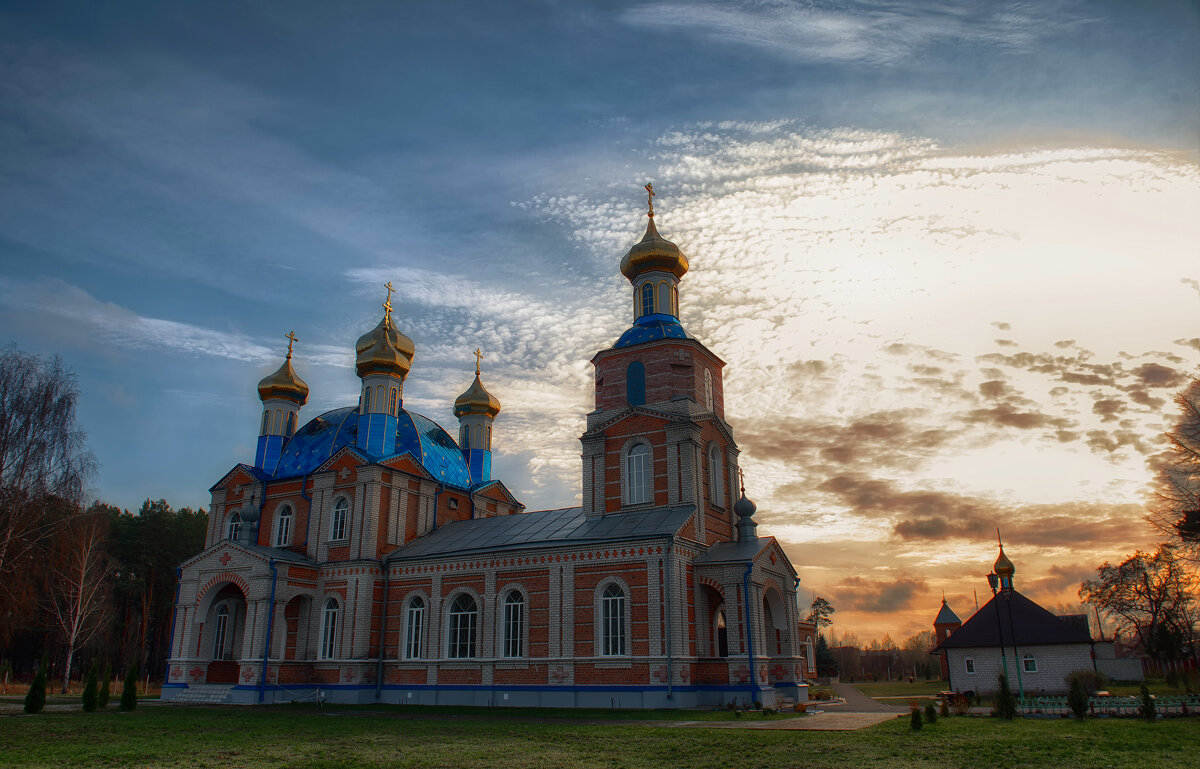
<box><xmin>580</xmin><ymin>187</ymin><xmax>740</xmax><ymax>544</ymax></box>
<box><xmin>355</xmin><ymin>283</ymin><xmax>415</xmax><ymax>457</ymax></box>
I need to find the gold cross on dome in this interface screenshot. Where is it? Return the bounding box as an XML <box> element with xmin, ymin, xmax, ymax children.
<box><xmin>644</xmin><ymin>183</ymin><xmax>655</xmax><ymax>216</ymax></box>
<box><xmin>737</xmin><ymin>466</ymin><xmax>745</xmax><ymax>494</ymax></box>
<box><xmin>382</xmin><ymin>281</ymin><xmax>395</xmax><ymax>323</ymax></box>
<box><xmin>285</xmin><ymin>330</ymin><xmax>298</xmax><ymax>358</ymax></box>
<box><xmin>473</xmin><ymin>348</ymin><xmax>484</xmax><ymax>375</ymax></box>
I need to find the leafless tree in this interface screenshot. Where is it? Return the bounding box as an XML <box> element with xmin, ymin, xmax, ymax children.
<box><xmin>1148</xmin><ymin>374</ymin><xmax>1200</xmax><ymax>563</ymax></box>
<box><xmin>0</xmin><ymin>345</ymin><xmax>95</xmax><ymax>640</ymax></box>
<box><xmin>45</xmin><ymin>511</ymin><xmax>113</xmax><ymax>693</ymax></box>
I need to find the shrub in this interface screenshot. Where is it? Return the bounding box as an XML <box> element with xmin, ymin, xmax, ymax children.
<box><xmin>82</xmin><ymin>663</ymin><xmax>98</xmax><ymax>712</ymax></box>
<box><xmin>24</xmin><ymin>660</ymin><xmax>47</xmax><ymax>714</ymax></box>
<box><xmin>762</xmin><ymin>706</ymin><xmax>775</xmax><ymax>715</ymax></box>
<box><xmin>939</xmin><ymin>698</ymin><xmax>950</xmax><ymax>718</ymax></box>
<box><xmin>1140</xmin><ymin>683</ymin><xmax>1156</xmax><ymax>721</ymax></box>
<box><xmin>1067</xmin><ymin>675</ymin><xmax>1088</xmax><ymax>720</ymax></box>
<box><xmin>910</xmin><ymin>705</ymin><xmax>923</xmax><ymax>731</ymax></box>
<box><xmin>993</xmin><ymin>674</ymin><xmax>1017</xmax><ymax>720</ymax></box>
<box><xmin>98</xmin><ymin>663</ymin><xmax>111</xmax><ymax>709</ymax></box>
<box><xmin>1065</xmin><ymin>669</ymin><xmax>1109</xmax><ymax>697</ymax></box>
<box><xmin>120</xmin><ymin>665</ymin><xmax>138</xmax><ymax>712</ymax></box>
<box><xmin>924</xmin><ymin>702</ymin><xmax>937</xmax><ymax>724</ymax></box>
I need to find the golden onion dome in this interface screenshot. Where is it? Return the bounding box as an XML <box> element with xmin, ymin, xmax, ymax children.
<box><xmin>994</xmin><ymin>546</ymin><xmax>1015</xmax><ymax>578</ymax></box>
<box><xmin>454</xmin><ymin>372</ymin><xmax>501</xmax><ymax>419</ymax></box>
<box><xmin>619</xmin><ymin>214</ymin><xmax>689</xmax><ymax>282</ymax></box>
<box><xmin>355</xmin><ymin>314</ymin><xmax>415</xmax><ymax>362</ymax></box>
<box><xmin>355</xmin><ymin>323</ymin><xmax>412</xmax><ymax>379</ymax></box>
<box><xmin>257</xmin><ymin>353</ymin><xmax>309</xmax><ymax>404</ymax></box>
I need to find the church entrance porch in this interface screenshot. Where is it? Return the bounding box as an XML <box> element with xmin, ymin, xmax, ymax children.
<box><xmin>202</xmin><ymin>582</ymin><xmax>249</xmax><ymax>684</ymax></box>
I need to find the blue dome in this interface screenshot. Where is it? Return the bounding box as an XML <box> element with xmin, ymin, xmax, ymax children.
<box><xmin>271</xmin><ymin>406</ymin><xmax>473</xmax><ymax>489</ymax></box>
<box><xmin>613</xmin><ymin>313</ymin><xmax>690</xmax><ymax>349</ymax></box>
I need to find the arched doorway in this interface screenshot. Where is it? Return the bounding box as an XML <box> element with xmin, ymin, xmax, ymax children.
<box><xmin>762</xmin><ymin>588</ymin><xmax>788</xmax><ymax>657</ymax></box>
<box><xmin>202</xmin><ymin>583</ymin><xmax>248</xmax><ymax>683</ymax></box>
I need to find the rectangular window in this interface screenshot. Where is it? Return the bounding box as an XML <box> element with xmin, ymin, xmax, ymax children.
<box><xmin>965</xmin><ymin>658</ymin><xmax>975</xmax><ymax>674</ymax></box>
<box><xmin>1023</xmin><ymin>656</ymin><xmax>1037</xmax><ymax>673</ymax></box>
<box><xmin>503</xmin><ymin>599</ymin><xmax>524</xmax><ymax>658</ymax></box>
<box><xmin>404</xmin><ymin>604</ymin><xmax>424</xmax><ymax>659</ymax></box>
<box><xmin>602</xmin><ymin>591</ymin><xmax>626</xmax><ymax>656</ymax></box>
<box><xmin>448</xmin><ymin>611</ymin><xmax>477</xmax><ymax>658</ymax></box>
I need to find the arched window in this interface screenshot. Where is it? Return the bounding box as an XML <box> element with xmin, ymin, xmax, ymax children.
<box><xmin>330</xmin><ymin>497</ymin><xmax>349</xmax><ymax>541</ymax></box>
<box><xmin>601</xmin><ymin>583</ymin><xmax>627</xmax><ymax>656</ymax></box>
<box><xmin>965</xmin><ymin>658</ymin><xmax>976</xmax><ymax>674</ymax></box>
<box><xmin>502</xmin><ymin>591</ymin><xmax>524</xmax><ymax>658</ymax></box>
<box><xmin>459</xmin><ymin>424</ymin><xmax>469</xmax><ymax>448</ymax></box>
<box><xmin>708</xmin><ymin>444</ymin><xmax>724</xmax><ymax>507</ymax></box>
<box><xmin>273</xmin><ymin>409</ymin><xmax>282</xmax><ymax>434</ymax></box>
<box><xmin>275</xmin><ymin>505</ymin><xmax>293</xmax><ymax>547</ymax></box>
<box><xmin>361</xmin><ymin>387</ymin><xmax>371</xmax><ymax>413</ymax></box>
<box><xmin>214</xmin><ymin>604</ymin><xmax>232</xmax><ymax>660</ymax></box>
<box><xmin>485</xmin><ymin>424</ymin><xmax>491</xmax><ymax>450</ymax></box>
<box><xmin>640</xmin><ymin>283</ymin><xmax>654</xmax><ymax>317</ymax></box>
<box><xmin>704</xmin><ymin>369</ymin><xmax>714</xmax><ymax>411</ymax></box>
<box><xmin>404</xmin><ymin>597</ymin><xmax>425</xmax><ymax>659</ymax></box>
<box><xmin>285</xmin><ymin>411</ymin><xmax>296</xmax><ymax>437</ymax></box>
<box><xmin>320</xmin><ymin>598</ymin><xmax>339</xmax><ymax>660</ymax></box>
<box><xmin>389</xmin><ymin>387</ymin><xmax>398</xmax><ymax>415</ymax></box>
<box><xmin>226</xmin><ymin>512</ymin><xmax>242</xmax><ymax>541</ymax></box>
<box><xmin>447</xmin><ymin>593</ymin><xmax>478</xmax><ymax>659</ymax></box>
<box><xmin>261</xmin><ymin>410</ymin><xmax>270</xmax><ymax>435</ymax></box>
<box><xmin>626</xmin><ymin>361</ymin><xmax>645</xmax><ymax>406</ymax></box>
<box><xmin>714</xmin><ymin>607</ymin><xmax>729</xmax><ymax>658</ymax></box>
<box><xmin>657</xmin><ymin>281</ymin><xmax>670</xmax><ymax>315</ymax></box>
<box><xmin>625</xmin><ymin>443</ymin><xmax>650</xmax><ymax>505</ymax></box>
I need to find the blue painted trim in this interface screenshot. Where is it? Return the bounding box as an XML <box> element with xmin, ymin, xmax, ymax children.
<box><xmin>162</xmin><ymin>682</ymin><xmax>189</xmax><ymax>689</ymax></box>
<box><xmin>249</xmin><ymin>682</ymin><xmax>771</xmax><ymax>694</ymax></box>
<box><xmin>743</xmin><ymin>561</ymin><xmax>757</xmax><ymax>704</ymax></box>
<box><xmin>260</xmin><ymin>560</ymin><xmax>279</xmax><ymax>703</ymax></box>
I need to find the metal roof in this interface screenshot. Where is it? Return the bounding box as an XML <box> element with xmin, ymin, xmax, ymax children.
<box><xmin>933</xmin><ymin>590</ymin><xmax>1091</xmax><ymax>650</ymax></box>
<box><xmin>692</xmin><ymin>538</ymin><xmax>770</xmax><ymax>564</ymax></box>
<box><xmin>613</xmin><ymin>313</ymin><xmax>691</xmax><ymax>348</ymax></box>
<box><xmin>388</xmin><ymin>505</ymin><xmax>695</xmax><ymax>561</ymax></box>
<box><xmin>269</xmin><ymin>406</ymin><xmax>472</xmax><ymax>489</ymax></box>
<box><xmin>934</xmin><ymin>600</ymin><xmax>961</xmax><ymax>626</ymax></box>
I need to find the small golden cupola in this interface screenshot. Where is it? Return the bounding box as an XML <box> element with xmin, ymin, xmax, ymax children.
<box><xmin>255</xmin><ymin>331</ymin><xmax>308</xmax><ymax>471</ymax></box>
<box><xmin>355</xmin><ymin>283</ymin><xmax>415</xmax><ymax>379</ymax></box>
<box><xmin>620</xmin><ymin>184</ymin><xmax>688</xmax><ymax>320</ymax></box>
<box><xmin>455</xmin><ymin>349</ymin><xmax>501</xmax><ymax>483</ymax></box>
<box><xmin>355</xmin><ymin>284</ymin><xmax>413</xmax><ymax>457</ymax></box>
<box><xmin>994</xmin><ymin>536</ymin><xmax>1016</xmax><ymax>591</ymax></box>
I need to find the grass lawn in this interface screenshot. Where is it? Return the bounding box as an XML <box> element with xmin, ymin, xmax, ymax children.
<box><xmin>3</xmin><ymin>705</ymin><xmax>1199</xmax><ymax>769</ymax></box>
<box><xmin>851</xmin><ymin>680</ymin><xmax>944</xmax><ymax>698</ymax></box>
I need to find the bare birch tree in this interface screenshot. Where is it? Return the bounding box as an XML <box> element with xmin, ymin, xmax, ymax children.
<box><xmin>1148</xmin><ymin>374</ymin><xmax>1200</xmax><ymax>562</ymax></box>
<box><xmin>46</xmin><ymin>512</ymin><xmax>113</xmax><ymax>693</ymax></box>
<box><xmin>0</xmin><ymin>346</ymin><xmax>95</xmax><ymax>640</ymax></box>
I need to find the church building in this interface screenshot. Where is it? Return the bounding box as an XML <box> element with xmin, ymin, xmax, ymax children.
<box><xmin>163</xmin><ymin>190</ymin><xmax>812</xmax><ymax>707</ymax></box>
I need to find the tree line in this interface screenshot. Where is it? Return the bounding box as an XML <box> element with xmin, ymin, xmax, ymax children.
<box><xmin>1</xmin><ymin>345</ymin><xmax>206</xmax><ymax>689</ymax></box>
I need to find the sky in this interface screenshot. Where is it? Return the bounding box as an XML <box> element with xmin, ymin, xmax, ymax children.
<box><xmin>2</xmin><ymin>0</ymin><xmax>1198</xmax><ymax>642</ymax></box>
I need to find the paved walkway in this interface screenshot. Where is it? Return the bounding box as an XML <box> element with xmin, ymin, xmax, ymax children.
<box><xmin>829</xmin><ymin>683</ymin><xmax>910</xmax><ymax>714</ymax></box>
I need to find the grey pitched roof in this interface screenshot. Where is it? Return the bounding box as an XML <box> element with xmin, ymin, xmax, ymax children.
<box><xmin>387</xmin><ymin>505</ymin><xmax>694</xmax><ymax>561</ymax></box>
<box><xmin>692</xmin><ymin>537</ymin><xmax>770</xmax><ymax>564</ymax></box>
<box><xmin>934</xmin><ymin>600</ymin><xmax>961</xmax><ymax>625</ymax></box>
<box><xmin>933</xmin><ymin>590</ymin><xmax>1091</xmax><ymax>650</ymax></box>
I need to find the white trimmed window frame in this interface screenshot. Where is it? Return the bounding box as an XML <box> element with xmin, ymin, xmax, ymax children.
<box><xmin>330</xmin><ymin>496</ymin><xmax>350</xmax><ymax>542</ymax></box>
<box><xmin>319</xmin><ymin>597</ymin><xmax>340</xmax><ymax>660</ymax></box>
<box><xmin>445</xmin><ymin>589</ymin><xmax>481</xmax><ymax>660</ymax></box>
<box><xmin>594</xmin><ymin>578</ymin><xmax>632</xmax><ymax>657</ymax></box>
<box><xmin>226</xmin><ymin>512</ymin><xmax>242</xmax><ymax>541</ymax></box>
<box><xmin>497</xmin><ymin>584</ymin><xmax>530</xmax><ymax>659</ymax></box>
<box><xmin>965</xmin><ymin>657</ymin><xmax>975</xmax><ymax>674</ymax></box>
<box><xmin>1022</xmin><ymin>654</ymin><xmax>1037</xmax><ymax>673</ymax></box>
<box><xmin>402</xmin><ymin>592</ymin><xmax>428</xmax><ymax>660</ymax></box>
<box><xmin>274</xmin><ymin>504</ymin><xmax>293</xmax><ymax>547</ymax></box>
<box><xmin>708</xmin><ymin>443</ymin><xmax>725</xmax><ymax>508</ymax></box>
<box><xmin>621</xmin><ymin>439</ymin><xmax>652</xmax><ymax>508</ymax></box>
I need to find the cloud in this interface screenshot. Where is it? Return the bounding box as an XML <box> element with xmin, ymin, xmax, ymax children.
<box><xmin>831</xmin><ymin>576</ymin><xmax>928</xmax><ymax>613</ymax></box>
<box><xmin>620</xmin><ymin>1</ymin><xmax>1095</xmax><ymax>66</ymax></box>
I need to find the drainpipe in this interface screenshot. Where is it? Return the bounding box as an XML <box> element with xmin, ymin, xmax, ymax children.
<box><xmin>165</xmin><ymin>567</ymin><xmax>182</xmax><ymax>686</ymax></box>
<box><xmin>742</xmin><ymin>561</ymin><xmax>757</xmax><ymax>707</ymax></box>
<box><xmin>664</xmin><ymin>538</ymin><xmax>673</xmax><ymax>701</ymax></box>
<box><xmin>259</xmin><ymin>559</ymin><xmax>279</xmax><ymax>703</ymax></box>
<box><xmin>431</xmin><ymin>483</ymin><xmax>445</xmax><ymax>530</ymax></box>
<box><xmin>375</xmin><ymin>559</ymin><xmax>390</xmax><ymax>700</ymax></box>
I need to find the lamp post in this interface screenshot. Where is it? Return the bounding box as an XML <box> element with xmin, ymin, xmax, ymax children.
<box><xmin>987</xmin><ymin>572</ymin><xmax>1010</xmax><ymax>693</ymax></box>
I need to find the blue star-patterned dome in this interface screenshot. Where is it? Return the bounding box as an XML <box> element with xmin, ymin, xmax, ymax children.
<box><xmin>269</xmin><ymin>406</ymin><xmax>473</xmax><ymax>489</ymax></box>
<box><xmin>613</xmin><ymin>313</ymin><xmax>691</xmax><ymax>349</ymax></box>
